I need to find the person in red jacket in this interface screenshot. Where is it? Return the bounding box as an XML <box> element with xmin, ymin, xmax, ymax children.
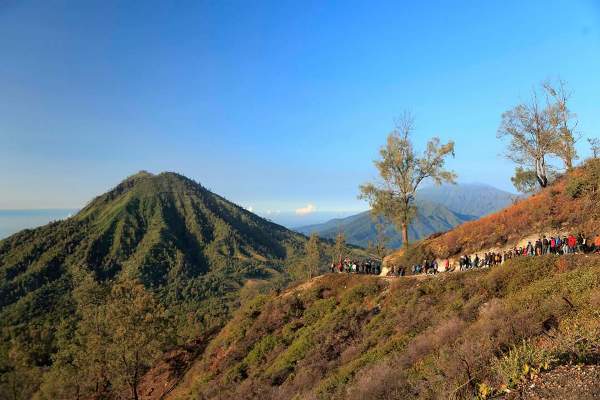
<box><xmin>567</xmin><ymin>234</ymin><xmax>577</xmax><ymax>254</ymax></box>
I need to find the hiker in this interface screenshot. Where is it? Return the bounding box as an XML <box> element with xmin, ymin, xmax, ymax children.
<box><xmin>561</xmin><ymin>237</ymin><xmax>569</xmax><ymax>255</ymax></box>
<box><xmin>526</xmin><ymin>241</ymin><xmax>534</xmax><ymax>256</ymax></box>
<box><xmin>542</xmin><ymin>236</ymin><xmax>549</xmax><ymax>254</ymax></box>
<box><xmin>534</xmin><ymin>239</ymin><xmax>542</xmax><ymax>256</ymax></box>
<box><xmin>567</xmin><ymin>234</ymin><xmax>577</xmax><ymax>254</ymax></box>
<box><xmin>577</xmin><ymin>233</ymin><xmax>586</xmax><ymax>253</ymax></box>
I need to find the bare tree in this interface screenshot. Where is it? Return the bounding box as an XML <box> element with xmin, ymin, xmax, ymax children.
<box><xmin>359</xmin><ymin>112</ymin><xmax>456</xmax><ymax>248</ymax></box>
<box><xmin>545</xmin><ymin>79</ymin><xmax>579</xmax><ymax>169</ymax></box>
<box><xmin>498</xmin><ymin>89</ymin><xmax>555</xmax><ymax>188</ymax></box>
<box><xmin>499</xmin><ymin>80</ymin><xmax>579</xmax><ymax>190</ymax></box>
<box><xmin>588</xmin><ymin>137</ymin><xmax>600</xmax><ymax>159</ymax></box>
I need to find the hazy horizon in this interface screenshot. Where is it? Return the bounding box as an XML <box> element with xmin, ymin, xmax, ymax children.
<box><xmin>0</xmin><ymin>180</ymin><xmax>518</xmax><ymax>238</ymax></box>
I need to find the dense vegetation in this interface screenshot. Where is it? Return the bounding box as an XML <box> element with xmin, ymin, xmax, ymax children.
<box><xmin>168</xmin><ymin>255</ymin><xmax>600</xmax><ymax>400</ymax></box>
<box><xmin>0</xmin><ymin>171</ymin><xmax>328</xmax><ymax>399</ymax></box>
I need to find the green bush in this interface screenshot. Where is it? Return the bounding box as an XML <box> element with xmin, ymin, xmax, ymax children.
<box><xmin>565</xmin><ymin>176</ymin><xmax>587</xmax><ymax>199</ymax></box>
<box><xmin>493</xmin><ymin>339</ymin><xmax>554</xmax><ymax>388</ymax></box>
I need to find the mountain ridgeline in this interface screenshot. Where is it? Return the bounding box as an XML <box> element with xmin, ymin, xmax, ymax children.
<box><xmin>0</xmin><ymin>171</ymin><xmax>315</xmax><ymax>398</ymax></box>
<box><xmin>298</xmin><ymin>184</ymin><xmax>516</xmax><ymax>247</ymax></box>
<box><xmin>0</xmin><ymin>171</ymin><xmax>306</xmax><ymax>295</ymax></box>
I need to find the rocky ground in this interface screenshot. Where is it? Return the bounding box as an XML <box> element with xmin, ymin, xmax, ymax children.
<box><xmin>502</xmin><ymin>365</ymin><xmax>600</xmax><ymax>400</ymax></box>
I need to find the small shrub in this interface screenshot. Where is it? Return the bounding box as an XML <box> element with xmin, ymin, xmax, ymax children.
<box><xmin>565</xmin><ymin>176</ymin><xmax>586</xmax><ymax>199</ymax></box>
<box><xmin>493</xmin><ymin>339</ymin><xmax>553</xmax><ymax>388</ymax></box>
<box><xmin>244</xmin><ymin>334</ymin><xmax>280</xmax><ymax>366</ymax></box>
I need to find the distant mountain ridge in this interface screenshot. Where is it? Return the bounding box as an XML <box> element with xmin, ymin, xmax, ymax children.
<box><xmin>415</xmin><ymin>183</ymin><xmax>517</xmax><ymax>217</ymax></box>
<box><xmin>297</xmin><ymin>183</ymin><xmax>515</xmax><ymax>247</ymax></box>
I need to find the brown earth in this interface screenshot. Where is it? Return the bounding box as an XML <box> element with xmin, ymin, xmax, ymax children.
<box><xmin>137</xmin><ymin>332</ymin><xmax>217</xmax><ymax>400</ymax></box>
<box><xmin>502</xmin><ymin>365</ymin><xmax>600</xmax><ymax>400</ymax></box>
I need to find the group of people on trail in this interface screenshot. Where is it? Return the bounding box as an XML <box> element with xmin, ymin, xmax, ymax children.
<box><xmin>387</xmin><ymin>232</ymin><xmax>600</xmax><ymax>277</ymax></box>
<box><xmin>458</xmin><ymin>252</ymin><xmax>503</xmax><ymax>271</ymax></box>
<box><xmin>388</xmin><ymin>265</ymin><xmax>407</xmax><ymax>276</ymax></box>
<box><xmin>330</xmin><ymin>257</ymin><xmax>381</xmax><ymax>275</ymax></box>
<box><xmin>411</xmin><ymin>260</ymin><xmax>439</xmax><ymax>275</ymax></box>
<box><xmin>388</xmin><ymin>259</ymin><xmax>442</xmax><ymax>276</ymax></box>
<box><xmin>511</xmin><ymin>233</ymin><xmax>599</xmax><ymax>257</ymax></box>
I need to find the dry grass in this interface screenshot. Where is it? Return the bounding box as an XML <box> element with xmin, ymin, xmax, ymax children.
<box><xmin>388</xmin><ymin>159</ymin><xmax>600</xmax><ymax>267</ymax></box>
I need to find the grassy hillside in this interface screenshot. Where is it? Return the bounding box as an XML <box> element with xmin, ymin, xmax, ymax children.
<box><xmin>389</xmin><ymin>159</ymin><xmax>600</xmax><ymax>267</ymax></box>
<box><xmin>0</xmin><ymin>171</ymin><xmax>319</xmax><ymax>398</ymax></box>
<box><xmin>297</xmin><ymin>200</ymin><xmax>475</xmax><ymax>248</ymax></box>
<box><xmin>168</xmin><ymin>255</ymin><xmax>600</xmax><ymax>400</ymax></box>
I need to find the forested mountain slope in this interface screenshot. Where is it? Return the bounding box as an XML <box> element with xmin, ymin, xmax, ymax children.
<box><xmin>0</xmin><ymin>171</ymin><xmax>311</xmax><ymax>398</ymax></box>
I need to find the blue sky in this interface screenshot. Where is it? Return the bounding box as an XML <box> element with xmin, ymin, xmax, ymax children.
<box><xmin>1</xmin><ymin>0</ymin><xmax>599</xmax><ymax>216</ymax></box>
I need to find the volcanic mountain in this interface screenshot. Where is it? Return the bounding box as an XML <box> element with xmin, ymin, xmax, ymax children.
<box><xmin>0</xmin><ymin>172</ymin><xmax>309</xmax><ymax>376</ymax></box>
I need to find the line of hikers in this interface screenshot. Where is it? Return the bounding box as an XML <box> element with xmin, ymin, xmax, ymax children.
<box><xmin>508</xmin><ymin>233</ymin><xmax>600</xmax><ymax>257</ymax></box>
<box><xmin>330</xmin><ymin>257</ymin><xmax>382</xmax><ymax>275</ymax></box>
<box><xmin>388</xmin><ymin>232</ymin><xmax>600</xmax><ymax>276</ymax></box>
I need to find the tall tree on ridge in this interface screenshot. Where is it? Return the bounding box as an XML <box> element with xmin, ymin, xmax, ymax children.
<box><xmin>304</xmin><ymin>233</ymin><xmax>321</xmax><ymax>279</ymax></box>
<box><xmin>545</xmin><ymin>79</ymin><xmax>579</xmax><ymax>170</ymax></box>
<box><xmin>359</xmin><ymin>112</ymin><xmax>456</xmax><ymax>248</ymax></box>
<box><xmin>498</xmin><ymin>79</ymin><xmax>579</xmax><ymax>191</ymax></box>
<box><xmin>333</xmin><ymin>231</ymin><xmax>346</xmax><ymax>264</ymax></box>
<box><xmin>588</xmin><ymin>137</ymin><xmax>600</xmax><ymax>159</ymax></box>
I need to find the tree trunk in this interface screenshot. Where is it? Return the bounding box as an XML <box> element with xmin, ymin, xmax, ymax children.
<box><xmin>401</xmin><ymin>223</ymin><xmax>409</xmax><ymax>248</ymax></box>
<box><xmin>536</xmin><ymin>158</ymin><xmax>548</xmax><ymax>188</ymax></box>
<box><xmin>565</xmin><ymin>156</ymin><xmax>573</xmax><ymax>171</ymax></box>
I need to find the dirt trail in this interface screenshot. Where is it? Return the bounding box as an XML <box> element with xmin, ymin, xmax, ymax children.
<box><xmin>381</xmin><ymin>230</ymin><xmax>571</xmax><ymax>276</ymax></box>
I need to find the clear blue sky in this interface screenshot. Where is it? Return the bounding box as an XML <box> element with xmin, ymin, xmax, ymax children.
<box><xmin>1</xmin><ymin>0</ymin><xmax>599</xmax><ymax>213</ymax></box>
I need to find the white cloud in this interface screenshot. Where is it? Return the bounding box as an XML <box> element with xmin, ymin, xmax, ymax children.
<box><xmin>246</xmin><ymin>206</ymin><xmax>254</xmax><ymax>212</ymax></box>
<box><xmin>265</xmin><ymin>210</ymin><xmax>281</xmax><ymax>215</ymax></box>
<box><xmin>295</xmin><ymin>203</ymin><xmax>316</xmax><ymax>216</ymax></box>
